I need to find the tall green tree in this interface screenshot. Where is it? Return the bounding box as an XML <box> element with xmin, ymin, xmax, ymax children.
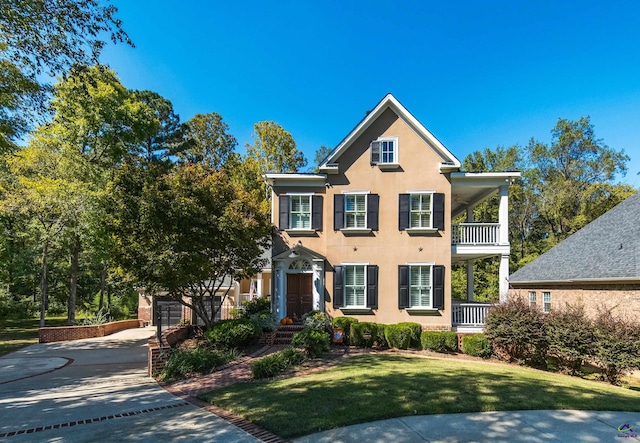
<box><xmin>0</xmin><ymin>0</ymin><xmax>131</xmax><ymax>151</ymax></box>
<box><xmin>179</xmin><ymin>112</ymin><xmax>237</xmax><ymax>169</ymax></box>
<box><xmin>245</xmin><ymin>121</ymin><xmax>307</xmax><ymax>174</ymax></box>
<box><xmin>311</xmin><ymin>145</ymin><xmax>332</xmax><ymax>172</ymax></box>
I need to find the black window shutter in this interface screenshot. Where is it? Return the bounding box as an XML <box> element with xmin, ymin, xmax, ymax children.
<box><xmin>370</xmin><ymin>141</ymin><xmax>381</xmax><ymax>165</ymax></box>
<box><xmin>312</xmin><ymin>195</ymin><xmax>323</xmax><ymax>231</ymax></box>
<box><xmin>433</xmin><ymin>265</ymin><xmax>445</xmax><ymax>310</ymax></box>
<box><xmin>398</xmin><ymin>265</ymin><xmax>409</xmax><ymax>308</ymax></box>
<box><xmin>334</xmin><ymin>194</ymin><xmax>344</xmax><ymax>230</ymax></box>
<box><xmin>366</xmin><ymin>265</ymin><xmax>378</xmax><ymax>309</ymax></box>
<box><xmin>279</xmin><ymin>195</ymin><xmax>289</xmax><ymax>230</ymax></box>
<box><xmin>399</xmin><ymin>194</ymin><xmax>410</xmax><ymax>230</ymax></box>
<box><xmin>367</xmin><ymin>194</ymin><xmax>379</xmax><ymax>230</ymax></box>
<box><xmin>433</xmin><ymin>193</ymin><xmax>445</xmax><ymax>231</ymax></box>
<box><xmin>333</xmin><ymin>266</ymin><xmax>344</xmax><ymax>309</ymax></box>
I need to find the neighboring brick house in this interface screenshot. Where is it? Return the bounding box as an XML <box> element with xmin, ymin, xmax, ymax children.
<box><xmin>265</xmin><ymin>94</ymin><xmax>520</xmax><ymax>331</ymax></box>
<box><xmin>508</xmin><ymin>191</ymin><xmax>640</xmax><ymax>318</ymax></box>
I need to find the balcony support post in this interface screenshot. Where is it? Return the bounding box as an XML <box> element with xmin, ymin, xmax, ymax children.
<box><xmin>466</xmin><ymin>259</ymin><xmax>475</xmax><ymax>302</ymax></box>
<box><xmin>499</xmin><ymin>254</ymin><xmax>509</xmax><ymax>303</ymax></box>
<box><xmin>499</xmin><ymin>185</ymin><xmax>509</xmax><ymax>245</ymax></box>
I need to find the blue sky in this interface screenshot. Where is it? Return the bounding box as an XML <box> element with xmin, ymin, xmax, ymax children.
<box><xmin>101</xmin><ymin>1</ymin><xmax>640</xmax><ymax>186</ymax></box>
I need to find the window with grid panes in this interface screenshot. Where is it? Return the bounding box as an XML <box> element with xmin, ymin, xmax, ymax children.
<box><xmin>410</xmin><ymin>265</ymin><xmax>432</xmax><ymax>308</ymax></box>
<box><xmin>345</xmin><ymin>194</ymin><xmax>366</xmax><ymax>229</ymax></box>
<box><xmin>344</xmin><ymin>265</ymin><xmax>366</xmax><ymax>307</ymax></box>
<box><xmin>289</xmin><ymin>195</ymin><xmax>311</xmax><ymax>229</ymax></box>
<box><xmin>410</xmin><ymin>193</ymin><xmax>433</xmax><ymax>228</ymax></box>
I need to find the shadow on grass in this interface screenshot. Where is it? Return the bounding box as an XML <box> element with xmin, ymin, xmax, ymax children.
<box><xmin>200</xmin><ymin>354</ymin><xmax>640</xmax><ymax>439</ymax></box>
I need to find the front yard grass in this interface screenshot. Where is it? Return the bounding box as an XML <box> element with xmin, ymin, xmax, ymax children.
<box><xmin>0</xmin><ymin>317</ymin><xmax>69</xmax><ymax>356</ymax></box>
<box><xmin>199</xmin><ymin>354</ymin><xmax>640</xmax><ymax>439</ymax></box>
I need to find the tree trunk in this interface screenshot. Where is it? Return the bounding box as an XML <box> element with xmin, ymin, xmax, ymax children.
<box><xmin>39</xmin><ymin>241</ymin><xmax>48</xmax><ymax>328</ymax></box>
<box><xmin>98</xmin><ymin>263</ymin><xmax>106</xmax><ymax>311</ymax></box>
<box><xmin>67</xmin><ymin>235</ymin><xmax>80</xmax><ymax>325</ymax></box>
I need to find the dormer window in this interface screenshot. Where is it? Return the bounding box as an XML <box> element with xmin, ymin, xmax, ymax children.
<box><xmin>370</xmin><ymin>136</ymin><xmax>399</xmax><ymax>167</ymax></box>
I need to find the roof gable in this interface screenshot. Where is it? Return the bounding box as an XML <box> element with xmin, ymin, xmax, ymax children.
<box><xmin>509</xmin><ymin>192</ymin><xmax>640</xmax><ymax>283</ymax></box>
<box><xmin>319</xmin><ymin>94</ymin><xmax>460</xmax><ymax>173</ymax></box>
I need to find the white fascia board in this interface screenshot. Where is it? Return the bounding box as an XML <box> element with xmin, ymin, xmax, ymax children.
<box><xmin>451</xmin><ymin>172</ymin><xmax>522</xmax><ymax>187</ymax></box>
<box><xmin>509</xmin><ymin>277</ymin><xmax>640</xmax><ymax>285</ymax></box>
<box><xmin>263</xmin><ymin>173</ymin><xmax>327</xmax><ymax>188</ymax></box>
<box><xmin>319</xmin><ymin>94</ymin><xmax>461</xmax><ymax>171</ymax></box>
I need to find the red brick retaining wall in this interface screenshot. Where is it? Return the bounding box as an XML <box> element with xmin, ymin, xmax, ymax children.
<box><xmin>148</xmin><ymin>326</ymin><xmax>191</xmax><ymax>377</ymax></box>
<box><xmin>39</xmin><ymin>319</ymin><xmax>143</xmax><ymax>343</ymax></box>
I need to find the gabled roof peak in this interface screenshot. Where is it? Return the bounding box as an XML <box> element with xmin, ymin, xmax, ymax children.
<box><xmin>319</xmin><ymin>94</ymin><xmax>461</xmax><ymax>173</ymax></box>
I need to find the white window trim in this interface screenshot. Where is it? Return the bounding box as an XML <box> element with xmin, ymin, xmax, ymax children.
<box><xmin>377</xmin><ymin>136</ymin><xmax>399</xmax><ymax>167</ymax></box>
<box><xmin>286</xmin><ymin>193</ymin><xmax>314</xmax><ymax>232</ymax></box>
<box><xmin>407</xmin><ymin>191</ymin><xmax>435</xmax><ymax>230</ymax></box>
<box><xmin>342</xmin><ymin>263</ymin><xmax>369</xmax><ymax>309</ymax></box>
<box><xmin>542</xmin><ymin>292</ymin><xmax>551</xmax><ymax>313</ymax></box>
<box><xmin>529</xmin><ymin>291</ymin><xmax>537</xmax><ymax>307</ymax></box>
<box><xmin>342</xmin><ymin>191</ymin><xmax>369</xmax><ymax>231</ymax></box>
<box><xmin>406</xmin><ymin>262</ymin><xmax>435</xmax><ymax>310</ymax></box>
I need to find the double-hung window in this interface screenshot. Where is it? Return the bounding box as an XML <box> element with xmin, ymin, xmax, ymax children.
<box><xmin>290</xmin><ymin>195</ymin><xmax>311</xmax><ymax>229</ymax></box>
<box><xmin>345</xmin><ymin>194</ymin><xmax>366</xmax><ymax>229</ymax></box>
<box><xmin>399</xmin><ymin>192</ymin><xmax>444</xmax><ymax>231</ymax></box>
<box><xmin>410</xmin><ymin>193</ymin><xmax>433</xmax><ymax>228</ymax></box>
<box><xmin>370</xmin><ymin>136</ymin><xmax>398</xmax><ymax>167</ymax></box>
<box><xmin>334</xmin><ymin>193</ymin><xmax>379</xmax><ymax>231</ymax></box>
<box><xmin>398</xmin><ymin>264</ymin><xmax>445</xmax><ymax>310</ymax></box>
<box><xmin>543</xmin><ymin>292</ymin><xmax>551</xmax><ymax>313</ymax></box>
<box><xmin>278</xmin><ymin>195</ymin><xmax>323</xmax><ymax>232</ymax></box>
<box><xmin>529</xmin><ymin>291</ymin><xmax>537</xmax><ymax>308</ymax></box>
<box><xmin>333</xmin><ymin>264</ymin><xmax>378</xmax><ymax>310</ymax></box>
<box><xmin>409</xmin><ymin>265</ymin><xmax>432</xmax><ymax>308</ymax></box>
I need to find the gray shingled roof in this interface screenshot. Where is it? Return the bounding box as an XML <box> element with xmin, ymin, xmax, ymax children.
<box><xmin>509</xmin><ymin>191</ymin><xmax>640</xmax><ymax>283</ymax></box>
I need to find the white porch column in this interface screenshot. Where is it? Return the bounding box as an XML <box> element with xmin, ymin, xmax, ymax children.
<box><xmin>273</xmin><ymin>267</ymin><xmax>286</xmax><ymax>321</ymax></box>
<box><xmin>256</xmin><ymin>272</ymin><xmax>263</xmax><ymax>297</ymax></box>
<box><xmin>498</xmin><ymin>185</ymin><xmax>509</xmax><ymax>245</ymax></box>
<box><xmin>466</xmin><ymin>259</ymin><xmax>475</xmax><ymax>302</ymax></box>
<box><xmin>499</xmin><ymin>254</ymin><xmax>509</xmax><ymax>303</ymax></box>
<box><xmin>312</xmin><ymin>259</ymin><xmax>325</xmax><ymax>311</ymax></box>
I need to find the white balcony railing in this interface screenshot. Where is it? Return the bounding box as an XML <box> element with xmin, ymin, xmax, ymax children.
<box><xmin>451</xmin><ymin>302</ymin><xmax>493</xmax><ymax>327</ymax></box>
<box><xmin>452</xmin><ymin>223</ymin><xmax>500</xmax><ymax>245</ymax></box>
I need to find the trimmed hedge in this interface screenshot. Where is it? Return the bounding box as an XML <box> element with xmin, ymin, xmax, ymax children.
<box><xmin>291</xmin><ymin>328</ymin><xmax>330</xmax><ymax>358</ymax></box>
<box><xmin>462</xmin><ymin>334</ymin><xmax>492</xmax><ymax>358</ymax></box>
<box><xmin>159</xmin><ymin>346</ymin><xmax>236</xmax><ymax>381</ymax></box>
<box><xmin>421</xmin><ymin>331</ymin><xmax>458</xmax><ymax>352</ymax></box>
<box><xmin>384</xmin><ymin>323</ymin><xmax>421</xmax><ymax>349</ymax></box>
<box><xmin>205</xmin><ymin>318</ymin><xmax>261</xmax><ymax>349</ymax></box>
<box><xmin>251</xmin><ymin>347</ymin><xmax>306</xmax><ymax>379</ymax></box>
<box><xmin>351</xmin><ymin>322</ymin><xmax>383</xmax><ymax>347</ymax></box>
<box><xmin>332</xmin><ymin>316</ymin><xmax>359</xmax><ymax>345</ymax></box>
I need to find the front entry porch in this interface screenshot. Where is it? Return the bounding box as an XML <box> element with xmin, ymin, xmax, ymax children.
<box><xmin>272</xmin><ymin>244</ymin><xmax>326</xmax><ymax>322</ymax></box>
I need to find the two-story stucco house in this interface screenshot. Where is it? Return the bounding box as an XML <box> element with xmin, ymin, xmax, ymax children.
<box><xmin>265</xmin><ymin>94</ymin><xmax>520</xmax><ymax>331</ymax></box>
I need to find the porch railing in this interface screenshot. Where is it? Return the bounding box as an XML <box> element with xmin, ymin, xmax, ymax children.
<box><xmin>451</xmin><ymin>302</ymin><xmax>493</xmax><ymax>327</ymax></box>
<box><xmin>452</xmin><ymin>223</ymin><xmax>500</xmax><ymax>245</ymax></box>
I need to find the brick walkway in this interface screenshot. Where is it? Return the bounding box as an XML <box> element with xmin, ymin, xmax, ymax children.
<box><xmin>160</xmin><ymin>345</ymin><xmax>374</xmax><ymax>443</ymax></box>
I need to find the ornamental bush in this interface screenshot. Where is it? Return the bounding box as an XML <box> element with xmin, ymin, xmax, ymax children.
<box><xmin>592</xmin><ymin>310</ymin><xmax>640</xmax><ymax>385</ymax></box>
<box><xmin>332</xmin><ymin>316</ymin><xmax>359</xmax><ymax>345</ymax></box>
<box><xmin>385</xmin><ymin>323</ymin><xmax>421</xmax><ymax>349</ymax></box>
<box><xmin>395</xmin><ymin>322</ymin><xmax>422</xmax><ymax>348</ymax></box>
<box><xmin>291</xmin><ymin>328</ymin><xmax>331</xmax><ymax>358</ymax></box>
<box><xmin>159</xmin><ymin>346</ymin><xmax>237</xmax><ymax>381</ymax></box>
<box><xmin>302</xmin><ymin>310</ymin><xmax>332</xmax><ymax>332</ymax></box>
<box><xmin>251</xmin><ymin>347</ymin><xmax>306</xmax><ymax>379</ymax></box>
<box><xmin>462</xmin><ymin>334</ymin><xmax>492</xmax><ymax>358</ymax></box>
<box><xmin>350</xmin><ymin>322</ymin><xmax>381</xmax><ymax>347</ymax></box>
<box><xmin>238</xmin><ymin>296</ymin><xmax>271</xmax><ymax>318</ymax></box>
<box><xmin>545</xmin><ymin>304</ymin><xmax>594</xmax><ymax>375</ymax></box>
<box><xmin>249</xmin><ymin>311</ymin><xmax>278</xmax><ymax>332</ymax></box>
<box><xmin>484</xmin><ymin>296</ymin><xmax>547</xmax><ymax>365</ymax></box>
<box><xmin>205</xmin><ymin>318</ymin><xmax>261</xmax><ymax>349</ymax></box>
<box><xmin>420</xmin><ymin>331</ymin><xmax>458</xmax><ymax>352</ymax></box>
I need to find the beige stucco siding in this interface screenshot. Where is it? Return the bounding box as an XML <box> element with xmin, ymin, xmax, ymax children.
<box><xmin>274</xmin><ymin>108</ymin><xmax>453</xmax><ymax>329</ymax></box>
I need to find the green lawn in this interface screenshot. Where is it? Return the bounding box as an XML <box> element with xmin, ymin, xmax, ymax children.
<box><xmin>200</xmin><ymin>354</ymin><xmax>640</xmax><ymax>439</ymax></box>
<box><xmin>0</xmin><ymin>317</ymin><xmax>69</xmax><ymax>356</ymax></box>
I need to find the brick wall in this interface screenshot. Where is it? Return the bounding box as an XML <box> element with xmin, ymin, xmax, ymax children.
<box><xmin>509</xmin><ymin>284</ymin><xmax>640</xmax><ymax>319</ymax></box>
<box><xmin>39</xmin><ymin>320</ymin><xmax>143</xmax><ymax>343</ymax></box>
<box><xmin>147</xmin><ymin>326</ymin><xmax>191</xmax><ymax>377</ymax></box>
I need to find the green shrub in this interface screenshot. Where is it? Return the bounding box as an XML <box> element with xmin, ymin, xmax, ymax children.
<box><xmin>545</xmin><ymin>304</ymin><xmax>594</xmax><ymax>374</ymax></box>
<box><xmin>205</xmin><ymin>318</ymin><xmax>261</xmax><ymax>349</ymax></box>
<box><xmin>484</xmin><ymin>297</ymin><xmax>547</xmax><ymax>365</ymax></box>
<box><xmin>350</xmin><ymin>322</ymin><xmax>382</xmax><ymax>347</ymax></box>
<box><xmin>332</xmin><ymin>316</ymin><xmax>359</xmax><ymax>345</ymax></box>
<box><xmin>462</xmin><ymin>334</ymin><xmax>492</xmax><ymax>358</ymax></box>
<box><xmin>302</xmin><ymin>310</ymin><xmax>332</xmax><ymax>332</ymax></box>
<box><xmin>421</xmin><ymin>331</ymin><xmax>458</xmax><ymax>352</ymax></box>
<box><xmin>384</xmin><ymin>323</ymin><xmax>421</xmax><ymax>349</ymax></box>
<box><xmin>237</xmin><ymin>297</ymin><xmax>271</xmax><ymax>318</ymax></box>
<box><xmin>159</xmin><ymin>346</ymin><xmax>236</xmax><ymax>380</ymax></box>
<box><xmin>592</xmin><ymin>310</ymin><xmax>640</xmax><ymax>385</ymax></box>
<box><xmin>291</xmin><ymin>328</ymin><xmax>330</xmax><ymax>358</ymax></box>
<box><xmin>250</xmin><ymin>311</ymin><xmax>277</xmax><ymax>332</ymax></box>
<box><xmin>395</xmin><ymin>322</ymin><xmax>422</xmax><ymax>347</ymax></box>
<box><xmin>251</xmin><ymin>347</ymin><xmax>306</xmax><ymax>379</ymax></box>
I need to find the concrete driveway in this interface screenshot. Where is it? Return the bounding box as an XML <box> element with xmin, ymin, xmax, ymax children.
<box><xmin>0</xmin><ymin>327</ymin><xmax>259</xmax><ymax>442</ymax></box>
